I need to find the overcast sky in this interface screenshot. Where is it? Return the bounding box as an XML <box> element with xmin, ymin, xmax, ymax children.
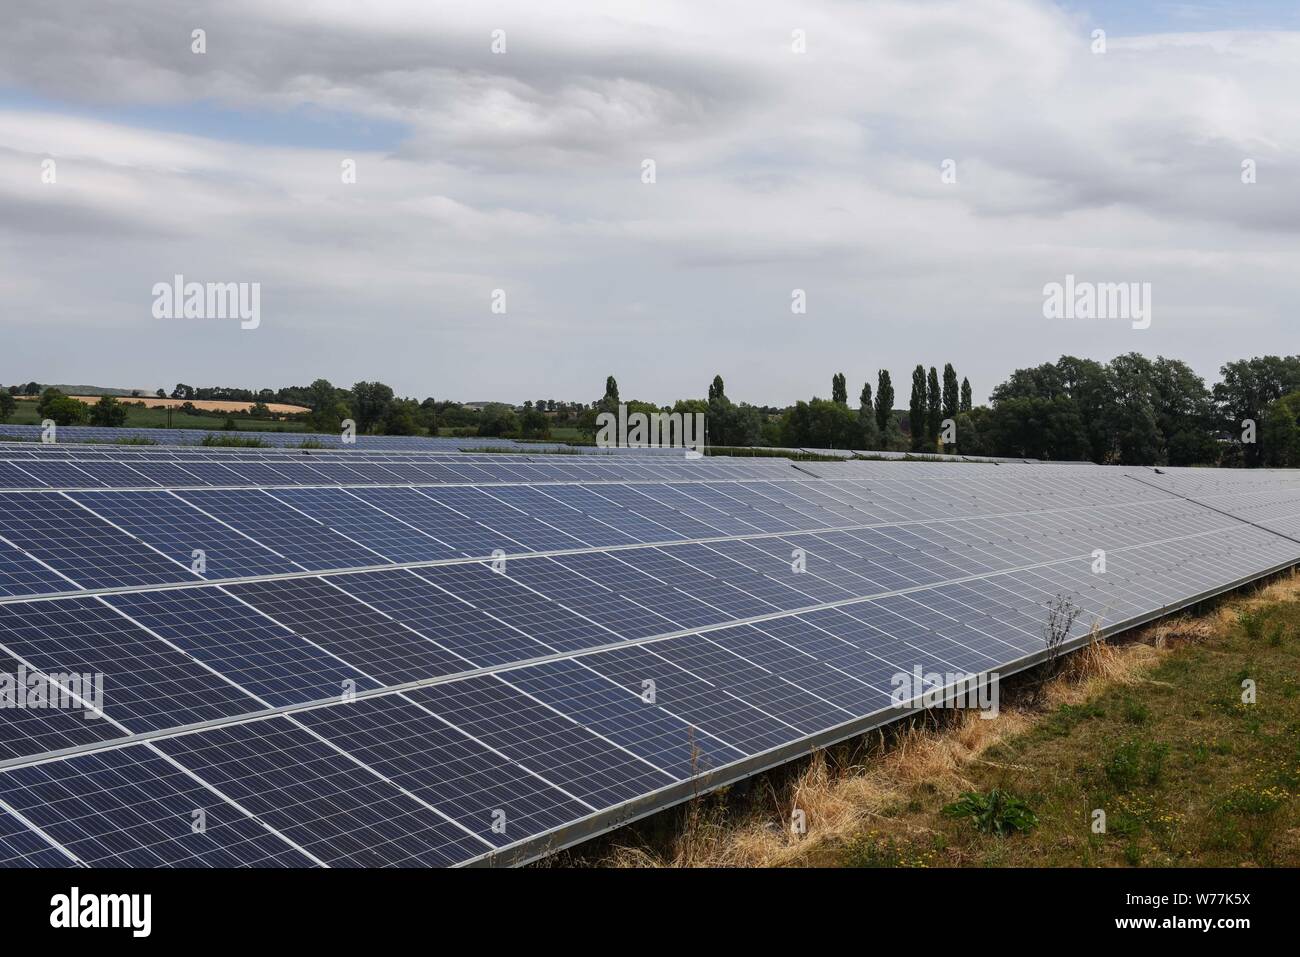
<box><xmin>2</xmin><ymin>0</ymin><xmax>1298</xmax><ymax>406</ymax></box>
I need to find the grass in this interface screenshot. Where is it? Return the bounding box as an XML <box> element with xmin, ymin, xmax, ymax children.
<box><xmin>551</xmin><ymin>572</ymin><xmax>1300</xmax><ymax>868</ymax></box>
<box><xmin>198</xmin><ymin>433</ymin><xmax>269</xmax><ymax>448</ymax></box>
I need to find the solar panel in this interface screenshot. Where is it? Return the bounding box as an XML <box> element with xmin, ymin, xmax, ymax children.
<box><xmin>0</xmin><ymin>452</ymin><xmax>1298</xmax><ymax>869</ymax></box>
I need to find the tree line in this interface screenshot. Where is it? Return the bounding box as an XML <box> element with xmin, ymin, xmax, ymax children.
<box><xmin>8</xmin><ymin>353</ymin><xmax>1300</xmax><ymax>465</ymax></box>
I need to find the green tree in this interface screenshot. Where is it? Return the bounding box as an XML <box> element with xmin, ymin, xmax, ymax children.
<box><xmin>908</xmin><ymin>365</ymin><xmax>927</xmax><ymax>451</ymax></box>
<box><xmin>37</xmin><ymin>388</ymin><xmax>87</xmax><ymax>426</ymax></box>
<box><xmin>305</xmin><ymin>378</ymin><xmax>348</xmax><ymax>433</ymax></box>
<box><xmin>875</xmin><ymin>370</ymin><xmax>895</xmax><ymax>434</ymax></box>
<box><xmin>926</xmin><ymin>366</ymin><xmax>941</xmax><ymax>447</ymax></box>
<box><xmin>1262</xmin><ymin>392</ymin><xmax>1300</xmax><ymax>467</ymax></box>
<box><xmin>831</xmin><ymin>373</ymin><xmax>848</xmax><ymax>406</ymax></box>
<box><xmin>0</xmin><ymin>390</ymin><xmax>14</xmax><ymax>423</ymax></box>
<box><xmin>909</xmin><ymin>369</ymin><xmax>930</xmax><ymax>455</ymax></box>
<box><xmin>942</xmin><ymin>364</ymin><xmax>959</xmax><ymax>420</ymax></box>
<box><xmin>780</xmin><ymin>399</ymin><xmax>861</xmax><ymax>449</ymax></box>
<box><xmin>985</xmin><ymin>395</ymin><xmax>1087</xmax><ymax>460</ymax></box>
<box><xmin>1148</xmin><ymin>356</ymin><xmax>1218</xmax><ymax>466</ymax></box>
<box><xmin>604</xmin><ymin>376</ymin><xmax>620</xmax><ymax>408</ymax></box>
<box><xmin>89</xmin><ymin>395</ymin><xmax>128</xmax><ymax>428</ymax></box>
<box><xmin>1213</xmin><ymin>356</ymin><xmax>1300</xmax><ymax>468</ymax></box>
<box><xmin>708</xmin><ymin>375</ymin><xmax>725</xmax><ymax>402</ymax></box>
<box><xmin>380</xmin><ymin>403</ymin><xmax>418</xmax><ymax>436</ymax></box>
<box><xmin>477</xmin><ymin>404</ymin><xmax>519</xmax><ymax>437</ymax></box>
<box><xmin>519</xmin><ymin>408</ymin><xmax>552</xmax><ymax>440</ymax></box>
<box><xmin>858</xmin><ymin>381</ymin><xmax>880</xmax><ymax>450</ymax></box>
<box><xmin>960</xmin><ymin>377</ymin><xmax>972</xmax><ymax>413</ymax></box>
<box><xmin>350</xmin><ymin>381</ymin><xmax>395</xmax><ymax>433</ymax></box>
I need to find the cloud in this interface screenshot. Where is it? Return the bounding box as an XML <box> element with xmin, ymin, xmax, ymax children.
<box><xmin>0</xmin><ymin>0</ymin><xmax>1298</xmax><ymax>406</ymax></box>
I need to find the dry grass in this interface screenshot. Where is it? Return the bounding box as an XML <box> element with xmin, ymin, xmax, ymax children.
<box><xmin>580</xmin><ymin>572</ymin><xmax>1300</xmax><ymax>868</ymax></box>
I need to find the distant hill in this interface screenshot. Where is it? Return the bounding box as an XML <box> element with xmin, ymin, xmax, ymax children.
<box><xmin>40</xmin><ymin>384</ymin><xmax>152</xmax><ymax>397</ymax></box>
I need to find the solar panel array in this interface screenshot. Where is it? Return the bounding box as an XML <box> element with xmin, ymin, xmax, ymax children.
<box><xmin>1</xmin><ymin>441</ymin><xmax>1297</xmax><ymax>868</ymax></box>
<box><xmin>1</xmin><ymin>423</ymin><xmax>695</xmax><ymax>453</ymax></box>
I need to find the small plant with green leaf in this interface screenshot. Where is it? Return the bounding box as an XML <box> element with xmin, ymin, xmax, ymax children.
<box><xmin>942</xmin><ymin>789</ymin><xmax>1038</xmax><ymax>835</ymax></box>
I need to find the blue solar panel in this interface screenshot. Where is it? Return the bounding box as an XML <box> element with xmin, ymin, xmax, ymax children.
<box><xmin>175</xmin><ymin>489</ymin><xmax>388</xmax><ymax>570</ymax></box>
<box><xmin>293</xmin><ymin>693</ymin><xmax>592</xmax><ymax>848</ymax></box>
<box><xmin>156</xmin><ymin>718</ymin><xmax>492</xmax><ymax>867</ymax></box>
<box><xmin>0</xmin><ymin>744</ymin><xmax>316</xmax><ymax>867</ymax></box>
<box><xmin>0</xmin><ymin>807</ymin><xmax>72</xmax><ymax>867</ymax></box>
<box><xmin>104</xmin><ymin>588</ymin><xmax>382</xmax><ymax>707</ymax></box>
<box><xmin>70</xmin><ymin>490</ymin><xmax>299</xmax><ymax>579</ymax></box>
<box><xmin>0</xmin><ymin>454</ymin><xmax>1298</xmax><ymax>868</ymax></box>
<box><xmin>0</xmin><ymin>493</ymin><xmax>195</xmax><ymax>590</ymax></box>
<box><xmin>228</xmin><ymin>577</ymin><xmax>470</xmax><ymax>685</ymax></box>
<box><xmin>0</xmin><ymin>598</ymin><xmax>263</xmax><ymax>732</ymax></box>
<box><xmin>408</xmin><ymin>675</ymin><xmax>679</xmax><ymax>810</ymax></box>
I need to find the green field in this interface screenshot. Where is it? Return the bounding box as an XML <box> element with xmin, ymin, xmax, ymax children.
<box><xmin>3</xmin><ymin>402</ymin><xmax>311</xmax><ymax>433</ymax></box>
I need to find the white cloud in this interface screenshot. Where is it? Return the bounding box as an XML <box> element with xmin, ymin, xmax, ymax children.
<box><xmin>0</xmin><ymin>0</ymin><xmax>1297</xmax><ymax>405</ymax></box>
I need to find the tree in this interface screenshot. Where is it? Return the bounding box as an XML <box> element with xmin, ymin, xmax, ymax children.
<box><xmin>1262</xmin><ymin>392</ymin><xmax>1300</xmax><ymax>467</ymax></box>
<box><xmin>519</xmin><ymin>408</ymin><xmax>552</xmax><ymax>440</ymax></box>
<box><xmin>305</xmin><ymin>378</ymin><xmax>348</xmax><ymax>433</ymax></box>
<box><xmin>986</xmin><ymin>395</ymin><xmax>1088</xmax><ymax>460</ymax></box>
<box><xmin>36</xmin><ymin>389</ymin><xmax>87</xmax><ymax>426</ymax></box>
<box><xmin>1148</xmin><ymin>356</ymin><xmax>1218</xmax><ymax>466</ymax></box>
<box><xmin>831</xmin><ymin>373</ymin><xmax>848</xmax><ymax>406</ymax></box>
<box><xmin>909</xmin><ymin>366</ymin><xmax>927</xmax><ymax>450</ymax></box>
<box><xmin>0</xmin><ymin>390</ymin><xmax>14</xmax><ymax>423</ymax></box>
<box><xmin>478</xmin><ymin>404</ymin><xmax>519</xmax><ymax>437</ymax></box>
<box><xmin>89</xmin><ymin>395</ymin><xmax>128</xmax><ymax>428</ymax></box>
<box><xmin>350</xmin><ymin>381</ymin><xmax>395</xmax><ymax>433</ymax></box>
<box><xmin>926</xmin><ymin>366</ymin><xmax>942</xmax><ymax>446</ymax></box>
<box><xmin>942</xmin><ymin>364</ymin><xmax>959</xmax><ymax>420</ymax></box>
<box><xmin>155</xmin><ymin>388</ymin><xmax>166</xmax><ymax>399</ymax></box>
<box><xmin>1214</xmin><ymin>357</ymin><xmax>1300</xmax><ymax>468</ymax></box>
<box><xmin>23</xmin><ymin>382</ymin><xmax>40</xmax><ymax>396</ymax></box>
<box><xmin>708</xmin><ymin>375</ymin><xmax>725</xmax><ymax>402</ymax></box>
<box><xmin>960</xmin><ymin>377</ymin><xmax>972</xmax><ymax>413</ymax></box>
<box><xmin>603</xmin><ymin>376</ymin><xmax>620</xmax><ymax>409</ymax></box>
<box><xmin>380</xmin><ymin>403</ymin><xmax>418</xmax><ymax>436</ymax></box>
<box><xmin>875</xmin><ymin>370</ymin><xmax>895</xmax><ymax>435</ymax></box>
<box><xmin>858</xmin><ymin>382</ymin><xmax>880</xmax><ymax>450</ymax></box>
<box><xmin>780</xmin><ymin>399</ymin><xmax>861</xmax><ymax>449</ymax></box>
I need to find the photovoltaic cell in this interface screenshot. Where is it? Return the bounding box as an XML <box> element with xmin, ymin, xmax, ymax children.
<box><xmin>157</xmin><ymin>717</ymin><xmax>492</xmax><ymax>867</ymax></box>
<box><xmin>0</xmin><ymin>744</ymin><xmax>315</xmax><ymax>867</ymax></box>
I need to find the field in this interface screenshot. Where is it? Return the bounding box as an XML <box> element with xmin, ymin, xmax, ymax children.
<box><xmin>62</xmin><ymin>396</ymin><xmax>309</xmax><ymax>414</ymax></box>
<box><xmin>2</xmin><ymin>401</ymin><xmax>311</xmax><ymax>433</ymax></box>
<box><xmin>557</xmin><ymin>573</ymin><xmax>1300</xmax><ymax>868</ymax></box>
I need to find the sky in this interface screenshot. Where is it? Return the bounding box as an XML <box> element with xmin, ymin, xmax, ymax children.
<box><xmin>1</xmin><ymin>0</ymin><xmax>1298</xmax><ymax>407</ymax></box>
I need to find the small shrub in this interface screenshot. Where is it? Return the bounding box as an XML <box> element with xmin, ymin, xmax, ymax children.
<box><xmin>942</xmin><ymin>789</ymin><xmax>1038</xmax><ymax>835</ymax></box>
<box><xmin>1104</xmin><ymin>738</ymin><xmax>1169</xmax><ymax>791</ymax></box>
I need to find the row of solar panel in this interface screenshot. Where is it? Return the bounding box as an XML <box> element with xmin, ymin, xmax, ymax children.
<box><xmin>0</xmin><ymin>510</ymin><xmax>1294</xmax><ymax>867</ymax></box>
<box><xmin>0</xmin><ymin>469</ymin><xmax>1194</xmax><ymax>597</ymax></box>
<box><xmin>3</xmin><ymin>462</ymin><xmax>1298</xmax><ymax>867</ymax></box>
<box><xmin>0</xmin><ymin>454</ymin><xmax>799</xmax><ymax>491</ymax></box>
<box><xmin>0</xmin><ymin>424</ymin><xmax>699</xmax><ymax>453</ymax></box>
<box><xmin>0</xmin><ymin>425</ymin><xmax>540</xmax><ymax>450</ymax></box>
<box><xmin>0</xmin><ymin>490</ymin><xmax>1277</xmax><ymax>756</ymax></box>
